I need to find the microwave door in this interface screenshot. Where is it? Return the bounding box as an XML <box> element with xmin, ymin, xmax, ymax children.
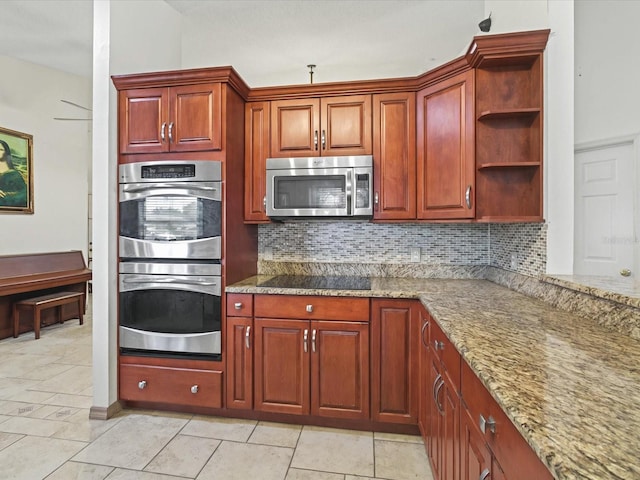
<box><xmin>267</xmin><ymin>168</ymin><xmax>351</xmax><ymax>217</ymax></box>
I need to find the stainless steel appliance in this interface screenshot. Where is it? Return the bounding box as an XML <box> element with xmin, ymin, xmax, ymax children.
<box><xmin>119</xmin><ymin>262</ymin><xmax>222</xmax><ymax>356</ymax></box>
<box><xmin>119</xmin><ymin>161</ymin><xmax>222</xmax><ymax>260</ymax></box>
<box><xmin>266</xmin><ymin>155</ymin><xmax>373</xmax><ymax>219</ymax></box>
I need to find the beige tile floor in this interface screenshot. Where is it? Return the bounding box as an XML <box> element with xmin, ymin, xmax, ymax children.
<box><xmin>0</xmin><ymin>297</ymin><xmax>433</xmax><ymax>480</ymax></box>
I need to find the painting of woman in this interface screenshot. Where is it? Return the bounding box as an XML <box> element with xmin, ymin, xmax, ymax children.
<box><xmin>0</xmin><ymin>127</ymin><xmax>33</xmax><ymax>213</ymax></box>
<box><xmin>0</xmin><ymin>139</ymin><xmax>27</xmax><ymax>207</ymax></box>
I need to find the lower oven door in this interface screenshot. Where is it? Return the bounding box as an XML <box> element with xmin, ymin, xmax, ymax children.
<box><xmin>119</xmin><ymin>263</ymin><xmax>221</xmax><ymax>356</ymax></box>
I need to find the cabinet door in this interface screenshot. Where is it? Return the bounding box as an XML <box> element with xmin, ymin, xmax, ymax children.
<box><xmin>321</xmin><ymin>95</ymin><xmax>372</xmax><ymax>156</ymax></box>
<box><xmin>461</xmin><ymin>407</ymin><xmax>492</xmax><ymax>480</ymax></box>
<box><xmin>373</xmin><ymin>92</ymin><xmax>416</xmax><ymax>220</ymax></box>
<box><xmin>441</xmin><ymin>374</ymin><xmax>461</xmax><ymax>480</ymax></box>
<box><xmin>244</xmin><ymin>101</ymin><xmax>270</xmax><ymax>222</ymax></box>
<box><xmin>371</xmin><ymin>299</ymin><xmax>419</xmax><ymax>424</ymax></box>
<box><xmin>270</xmin><ymin>98</ymin><xmax>320</xmax><ymax>157</ymax></box>
<box><xmin>226</xmin><ymin>316</ymin><xmax>253</xmax><ymax>410</ymax></box>
<box><xmin>429</xmin><ymin>356</ymin><xmax>443</xmax><ymax>479</ymax></box>
<box><xmin>417</xmin><ymin>70</ymin><xmax>475</xmax><ymax>219</ymax></box>
<box><xmin>169</xmin><ymin>83</ymin><xmax>222</xmax><ymax>152</ymax></box>
<box><xmin>418</xmin><ymin>307</ymin><xmax>431</xmax><ymax>443</ymax></box>
<box><xmin>254</xmin><ymin>318</ymin><xmax>310</xmax><ymax>415</ymax></box>
<box><xmin>311</xmin><ymin>320</ymin><xmax>369</xmax><ymax>420</ymax></box>
<box><xmin>119</xmin><ymin>87</ymin><xmax>169</xmax><ymax>154</ymax></box>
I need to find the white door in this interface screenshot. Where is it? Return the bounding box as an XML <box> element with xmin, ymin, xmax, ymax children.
<box><xmin>574</xmin><ymin>142</ymin><xmax>636</xmax><ymax>277</ymax></box>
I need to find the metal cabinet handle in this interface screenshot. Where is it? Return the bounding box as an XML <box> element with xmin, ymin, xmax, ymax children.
<box><xmin>263</xmin><ymin>195</ymin><xmax>267</xmax><ymax>210</ymax></box>
<box><xmin>160</xmin><ymin>122</ymin><xmax>166</xmax><ymax>142</ymax></box>
<box><xmin>234</xmin><ymin>302</ymin><xmax>243</xmax><ymax>310</ymax></box>
<box><xmin>312</xmin><ymin>329</ymin><xmax>317</xmax><ymax>353</ymax></box>
<box><xmin>434</xmin><ymin>378</ymin><xmax>445</xmax><ymax>415</ymax></box>
<box><xmin>245</xmin><ymin>326</ymin><xmax>251</xmax><ymax>349</ymax></box>
<box><xmin>191</xmin><ymin>385</ymin><xmax>199</xmax><ymax>394</ymax></box>
<box><xmin>138</xmin><ymin>380</ymin><xmax>147</xmax><ymax>390</ymax></box>
<box><xmin>374</xmin><ymin>192</ymin><xmax>379</xmax><ymax>205</ymax></box>
<box><xmin>314</xmin><ymin>130</ymin><xmax>318</xmax><ymax>150</ymax></box>
<box><xmin>479</xmin><ymin>468</ymin><xmax>490</xmax><ymax>480</ymax></box>
<box><xmin>480</xmin><ymin>414</ymin><xmax>496</xmax><ymax>434</ymax></box>
<box><xmin>421</xmin><ymin>320</ymin><xmax>429</xmax><ymax>347</ymax></box>
<box><xmin>306</xmin><ymin>304</ymin><xmax>314</xmax><ymax>313</ymax></box>
<box><xmin>303</xmin><ymin>329</ymin><xmax>308</xmax><ymax>353</ymax></box>
<box><xmin>434</xmin><ymin>340</ymin><xmax>444</xmax><ymax>351</ymax></box>
<box><xmin>432</xmin><ymin>373</ymin><xmax>442</xmax><ymax>401</ymax></box>
<box><xmin>465</xmin><ymin>185</ymin><xmax>472</xmax><ymax>209</ymax></box>
<box><xmin>168</xmin><ymin>122</ymin><xmax>174</xmax><ymax>143</ymax></box>
<box><xmin>321</xmin><ymin>129</ymin><xmax>326</xmax><ymax>150</ymax></box>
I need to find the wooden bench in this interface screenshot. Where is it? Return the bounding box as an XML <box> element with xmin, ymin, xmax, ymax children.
<box><xmin>13</xmin><ymin>291</ymin><xmax>85</xmax><ymax>339</ymax></box>
<box><xmin>0</xmin><ymin>251</ymin><xmax>91</xmax><ymax>340</ymax></box>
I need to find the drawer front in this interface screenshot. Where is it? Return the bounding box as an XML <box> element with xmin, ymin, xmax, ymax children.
<box><xmin>255</xmin><ymin>295</ymin><xmax>369</xmax><ymax>321</ymax></box>
<box><xmin>227</xmin><ymin>293</ymin><xmax>253</xmax><ymax>317</ymax></box>
<box><xmin>120</xmin><ymin>364</ymin><xmax>222</xmax><ymax>408</ymax></box>
<box><xmin>430</xmin><ymin>319</ymin><xmax>461</xmax><ymax>389</ymax></box>
<box><xmin>461</xmin><ymin>359</ymin><xmax>494</xmax><ymax>436</ymax></box>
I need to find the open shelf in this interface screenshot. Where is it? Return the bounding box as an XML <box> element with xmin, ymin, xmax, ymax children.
<box><xmin>477</xmin><ymin>162</ymin><xmax>540</xmax><ymax>170</ymax></box>
<box><xmin>477</xmin><ymin>108</ymin><xmax>540</xmax><ymax>120</ymax></box>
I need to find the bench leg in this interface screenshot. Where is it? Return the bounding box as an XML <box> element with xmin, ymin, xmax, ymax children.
<box><xmin>58</xmin><ymin>305</ymin><xmax>64</xmax><ymax>324</ymax></box>
<box><xmin>77</xmin><ymin>297</ymin><xmax>84</xmax><ymax>326</ymax></box>
<box><xmin>13</xmin><ymin>304</ymin><xmax>20</xmax><ymax>338</ymax></box>
<box><xmin>34</xmin><ymin>307</ymin><xmax>41</xmax><ymax>340</ymax></box>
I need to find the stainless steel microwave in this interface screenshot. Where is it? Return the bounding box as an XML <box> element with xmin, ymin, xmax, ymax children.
<box><xmin>266</xmin><ymin>155</ymin><xmax>373</xmax><ymax>219</ymax></box>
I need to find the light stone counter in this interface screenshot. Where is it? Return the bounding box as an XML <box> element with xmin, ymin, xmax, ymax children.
<box><xmin>227</xmin><ymin>275</ymin><xmax>640</xmax><ymax>480</ymax></box>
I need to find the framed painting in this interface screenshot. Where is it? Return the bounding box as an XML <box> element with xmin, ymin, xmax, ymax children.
<box><xmin>0</xmin><ymin>126</ymin><xmax>33</xmax><ymax>213</ymax></box>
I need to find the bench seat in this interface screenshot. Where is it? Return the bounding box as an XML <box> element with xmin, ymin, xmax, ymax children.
<box><xmin>13</xmin><ymin>291</ymin><xmax>85</xmax><ymax>339</ymax></box>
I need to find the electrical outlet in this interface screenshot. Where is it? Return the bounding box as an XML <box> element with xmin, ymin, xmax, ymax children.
<box><xmin>510</xmin><ymin>253</ymin><xmax>518</xmax><ymax>270</ymax></box>
<box><xmin>410</xmin><ymin>247</ymin><xmax>421</xmax><ymax>263</ymax></box>
<box><xmin>264</xmin><ymin>247</ymin><xmax>273</xmax><ymax>261</ymax></box>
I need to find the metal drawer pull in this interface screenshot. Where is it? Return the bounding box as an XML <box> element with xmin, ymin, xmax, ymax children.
<box><xmin>434</xmin><ymin>378</ymin><xmax>445</xmax><ymax>415</ymax></box>
<box><xmin>303</xmin><ymin>329</ymin><xmax>308</xmax><ymax>353</ymax></box>
<box><xmin>234</xmin><ymin>302</ymin><xmax>243</xmax><ymax>310</ymax></box>
<box><xmin>191</xmin><ymin>385</ymin><xmax>199</xmax><ymax>394</ymax></box>
<box><xmin>306</xmin><ymin>304</ymin><xmax>313</xmax><ymax>313</ymax></box>
<box><xmin>312</xmin><ymin>329</ymin><xmax>317</xmax><ymax>353</ymax></box>
<box><xmin>421</xmin><ymin>320</ymin><xmax>429</xmax><ymax>347</ymax></box>
<box><xmin>434</xmin><ymin>340</ymin><xmax>444</xmax><ymax>351</ymax></box>
<box><xmin>479</xmin><ymin>414</ymin><xmax>496</xmax><ymax>434</ymax></box>
<box><xmin>138</xmin><ymin>380</ymin><xmax>147</xmax><ymax>390</ymax></box>
<box><xmin>479</xmin><ymin>468</ymin><xmax>490</xmax><ymax>480</ymax></box>
<box><xmin>245</xmin><ymin>326</ymin><xmax>251</xmax><ymax>349</ymax></box>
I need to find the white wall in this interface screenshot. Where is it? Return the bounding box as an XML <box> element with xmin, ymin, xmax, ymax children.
<box><xmin>0</xmin><ymin>55</ymin><xmax>91</xmax><ymax>258</ymax></box>
<box><xmin>91</xmin><ymin>0</ymin><xmax>183</xmax><ymax>412</ymax></box>
<box><xmin>575</xmin><ymin>1</ymin><xmax>640</xmax><ymax>144</ymax></box>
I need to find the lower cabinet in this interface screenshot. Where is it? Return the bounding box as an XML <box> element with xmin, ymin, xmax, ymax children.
<box><xmin>371</xmin><ymin>299</ymin><xmax>420</xmax><ymax>424</ymax></box>
<box><xmin>119</xmin><ymin>356</ymin><xmax>223</xmax><ymax>409</ymax></box>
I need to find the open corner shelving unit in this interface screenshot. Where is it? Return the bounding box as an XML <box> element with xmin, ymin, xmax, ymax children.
<box><xmin>467</xmin><ymin>30</ymin><xmax>550</xmax><ymax>223</ymax></box>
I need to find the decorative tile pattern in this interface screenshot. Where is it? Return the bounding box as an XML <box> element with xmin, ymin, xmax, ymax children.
<box><xmin>489</xmin><ymin>222</ymin><xmax>547</xmax><ymax>276</ymax></box>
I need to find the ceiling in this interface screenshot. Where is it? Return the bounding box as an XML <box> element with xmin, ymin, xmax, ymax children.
<box><xmin>0</xmin><ymin>0</ymin><xmax>486</xmax><ymax>85</ymax></box>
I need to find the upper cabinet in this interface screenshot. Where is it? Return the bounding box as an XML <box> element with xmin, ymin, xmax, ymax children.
<box><xmin>118</xmin><ymin>83</ymin><xmax>222</xmax><ymax>154</ymax></box>
<box><xmin>270</xmin><ymin>95</ymin><xmax>372</xmax><ymax>158</ymax></box>
<box><xmin>467</xmin><ymin>29</ymin><xmax>549</xmax><ymax>222</ymax></box>
<box><xmin>244</xmin><ymin>101</ymin><xmax>270</xmax><ymax>223</ymax></box>
<box><xmin>372</xmin><ymin>92</ymin><xmax>416</xmax><ymax>220</ymax></box>
<box><xmin>417</xmin><ymin>70</ymin><xmax>475</xmax><ymax>220</ymax></box>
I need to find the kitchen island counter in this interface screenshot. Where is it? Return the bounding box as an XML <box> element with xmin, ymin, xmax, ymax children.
<box><xmin>227</xmin><ymin>275</ymin><xmax>640</xmax><ymax>480</ymax></box>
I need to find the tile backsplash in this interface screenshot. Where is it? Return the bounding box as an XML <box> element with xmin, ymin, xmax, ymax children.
<box><xmin>258</xmin><ymin>221</ymin><xmax>547</xmax><ymax>277</ymax></box>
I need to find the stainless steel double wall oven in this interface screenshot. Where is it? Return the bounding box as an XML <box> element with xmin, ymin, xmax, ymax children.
<box><xmin>118</xmin><ymin>160</ymin><xmax>223</xmax><ymax>358</ymax></box>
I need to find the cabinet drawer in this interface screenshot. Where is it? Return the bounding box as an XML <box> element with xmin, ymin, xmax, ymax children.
<box><xmin>430</xmin><ymin>319</ymin><xmax>460</xmax><ymax>389</ymax></box>
<box><xmin>255</xmin><ymin>295</ymin><xmax>369</xmax><ymax>321</ymax></box>
<box><xmin>227</xmin><ymin>293</ymin><xmax>253</xmax><ymax>317</ymax></box>
<box><xmin>461</xmin><ymin>359</ymin><xmax>494</xmax><ymax>436</ymax></box>
<box><xmin>120</xmin><ymin>364</ymin><xmax>223</xmax><ymax>408</ymax></box>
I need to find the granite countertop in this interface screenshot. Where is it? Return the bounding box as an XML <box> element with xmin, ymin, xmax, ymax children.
<box><xmin>227</xmin><ymin>275</ymin><xmax>640</xmax><ymax>480</ymax></box>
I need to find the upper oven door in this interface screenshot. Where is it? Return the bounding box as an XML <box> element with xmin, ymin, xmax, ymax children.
<box><xmin>119</xmin><ymin>181</ymin><xmax>222</xmax><ymax>260</ymax></box>
<box><xmin>266</xmin><ymin>167</ymin><xmax>351</xmax><ymax>217</ymax></box>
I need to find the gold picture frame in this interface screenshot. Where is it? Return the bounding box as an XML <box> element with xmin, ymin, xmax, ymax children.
<box><xmin>0</xmin><ymin>126</ymin><xmax>33</xmax><ymax>214</ymax></box>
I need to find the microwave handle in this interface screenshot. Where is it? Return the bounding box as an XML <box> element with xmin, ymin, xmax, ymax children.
<box><xmin>346</xmin><ymin>170</ymin><xmax>353</xmax><ymax>215</ymax></box>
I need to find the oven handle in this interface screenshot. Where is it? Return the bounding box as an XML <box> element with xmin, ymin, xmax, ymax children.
<box><xmin>120</xmin><ymin>277</ymin><xmax>221</xmax><ymax>296</ymax></box>
<box><xmin>122</xmin><ymin>277</ymin><xmax>219</xmax><ymax>286</ymax></box>
<box><xmin>122</xmin><ymin>183</ymin><xmax>219</xmax><ymax>192</ymax></box>
<box><xmin>119</xmin><ymin>183</ymin><xmax>222</xmax><ymax>202</ymax></box>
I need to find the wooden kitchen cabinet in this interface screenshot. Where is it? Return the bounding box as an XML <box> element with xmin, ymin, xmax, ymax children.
<box><xmin>429</xmin><ymin>318</ymin><xmax>461</xmax><ymax>480</ymax></box>
<box><xmin>418</xmin><ymin>306</ymin><xmax>431</xmax><ymax>444</ymax></box>
<box><xmin>118</xmin><ymin>83</ymin><xmax>222</xmax><ymax>154</ymax></box>
<box><xmin>226</xmin><ymin>293</ymin><xmax>254</xmax><ymax>410</ymax></box>
<box><xmin>253</xmin><ymin>295</ymin><xmax>370</xmax><ymax>419</ymax></box>
<box><xmin>371</xmin><ymin>299</ymin><xmax>419</xmax><ymax>424</ymax></box>
<box><xmin>467</xmin><ymin>30</ymin><xmax>549</xmax><ymax>222</ymax></box>
<box><xmin>461</xmin><ymin>360</ymin><xmax>553</xmax><ymax>480</ymax></box>
<box><xmin>244</xmin><ymin>101</ymin><xmax>270</xmax><ymax>223</ymax></box>
<box><xmin>417</xmin><ymin>70</ymin><xmax>475</xmax><ymax>220</ymax></box>
<box><xmin>270</xmin><ymin>95</ymin><xmax>372</xmax><ymax>158</ymax></box>
<box><xmin>372</xmin><ymin>92</ymin><xmax>416</xmax><ymax>220</ymax></box>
